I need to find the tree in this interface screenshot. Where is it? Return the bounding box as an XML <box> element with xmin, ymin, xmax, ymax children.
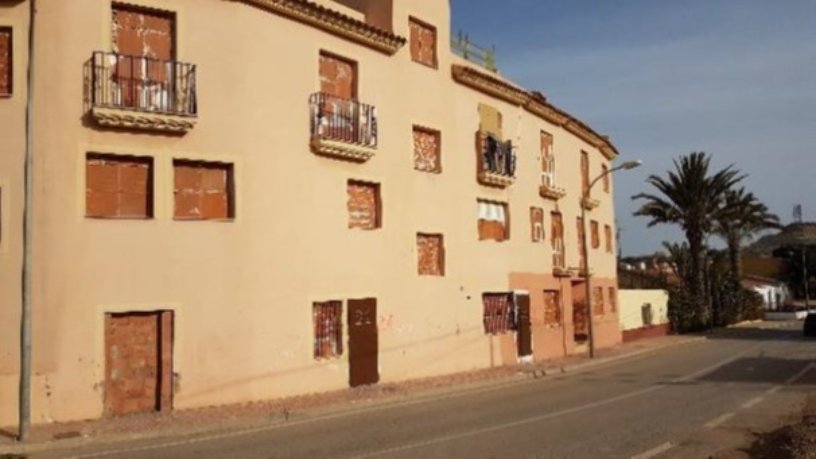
<box><xmin>714</xmin><ymin>188</ymin><xmax>780</xmax><ymax>283</ymax></box>
<box><xmin>662</xmin><ymin>241</ymin><xmax>691</xmax><ymax>284</ymax></box>
<box><xmin>633</xmin><ymin>152</ymin><xmax>745</xmax><ymax>311</ymax></box>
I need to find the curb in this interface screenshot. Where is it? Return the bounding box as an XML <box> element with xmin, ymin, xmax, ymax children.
<box><xmin>0</xmin><ymin>335</ymin><xmax>707</xmax><ymax>456</ymax></box>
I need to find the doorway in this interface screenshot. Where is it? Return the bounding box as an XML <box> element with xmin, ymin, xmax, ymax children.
<box><xmin>348</xmin><ymin>298</ymin><xmax>379</xmax><ymax>387</ymax></box>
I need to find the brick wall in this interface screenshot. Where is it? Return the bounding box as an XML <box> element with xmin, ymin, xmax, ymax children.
<box><xmin>104</xmin><ymin>311</ymin><xmax>173</xmax><ymax>416</ymax></box>
<box><xmin>417</xmin><ymin>233</ymin><xmax>444</xmax><ymax>276</ymax></box>
<box><xmin>543</xmin><ymin>290</ymin><xmax>561</xmax><ymax>327</ymax></box>
<box><xmin>530</xmin><ymin>207</ymin><xmax>544</xmax><ymax>242</ymax></box>
<box><xmin>0</xmin><ymin>27</ymin><xmax>11</xmax><ymax>96</ymax></box>
<box><xmin>112</xmin><ymin>5</ymin><xmax>174</xmax><ymax>60</ymax></box>
<box><xmin>86</xmin><ymin>154</ymin><xmax>153</xmax><ymax>218</ymax></box>
<box><xmin>413</xmin><ymin>126</ymin><xmax>441</xmax><ymax>173</ymax></box>
<box><xmin>409</xmin><ymin>17</ymin><xmax>437</xmax><ymax>67</ymax></box>
<box><xmin>347</xmin><ymin>181</ymin><xmax>380</xmax><ymax>230</ymax></box>
<box><xmin>320</xmin><ymin>52</ymin><xmax>356</xmax><ymax>99</ymax></box>
<box><xmin>173</xmin><ymin>160</ymin><xmax>233</xmax><ymax>220</ymax></box>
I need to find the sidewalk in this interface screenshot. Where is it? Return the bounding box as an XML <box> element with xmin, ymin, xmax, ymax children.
<box><xmin>0</xmin><ymin>333</ymin><xmax>704</xmax><ymax>456</ymax></box>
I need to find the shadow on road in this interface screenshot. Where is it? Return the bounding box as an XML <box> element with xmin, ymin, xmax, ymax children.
<box><xmin>695</xmin><ymin>357</ymin><xmax>815</xmax><ymax>385</ymax></box>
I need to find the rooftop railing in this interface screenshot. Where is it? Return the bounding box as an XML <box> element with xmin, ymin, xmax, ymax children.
<box><xmin>451</xmin><ymin>31</ymin><xmax>497</xmax><ymax>72</ymax></box>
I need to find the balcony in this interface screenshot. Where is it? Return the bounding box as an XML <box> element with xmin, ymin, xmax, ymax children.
<box><xmin>86</xmin><ymin>52</ymin><xmax>197</xmax><ymax>133</ymax></box>
<box><xmin>477</xmin><ymin>132</ymin><xmax>516</xmax><ymax>187</ymax></box>
<box><xmin>581</xmin><ymin>195</ymin><xmax>600</xmax><ymax>210</ymax></box>
<box><xmin>540</xmin><ymin>161</ymin><xmax>566</xmax><ymax>200</ymax></box>
<box><xmin>309</xmin><ymin>92</ymin><xmax>378</xmax><ymax>162</ymax></box>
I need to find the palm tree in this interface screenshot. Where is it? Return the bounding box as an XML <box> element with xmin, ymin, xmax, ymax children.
<box><xmin>714</xmin><ymin>188</ymin><xmax>780</xmax><ymax>282</ymax></box>
<box><xmin>633</xmin><ymin>152</ymin><xmax>745</xmax><ymax>304</ymax></box>
<box><xmin>662</xmin><ymin>241</ymin><xmax>691</xmax><ymax>284</ymax></box>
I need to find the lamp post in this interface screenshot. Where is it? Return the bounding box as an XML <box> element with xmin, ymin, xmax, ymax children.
<box><xmin>582</xmin><ymin>160</ymin><xmax>642</xmax><ymax>358</ymax></box>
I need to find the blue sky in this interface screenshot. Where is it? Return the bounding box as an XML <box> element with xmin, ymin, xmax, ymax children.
<box><xmin>451</xmin><ymin>0</ymin><xmax>816</xmax><ymax>256</ymax></box>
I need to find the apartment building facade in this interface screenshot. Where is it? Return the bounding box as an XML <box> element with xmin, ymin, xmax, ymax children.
<box><xmin>0</xmin><ymin>0</ymin><xmax>624</xmax><ymax>425</ymax></box>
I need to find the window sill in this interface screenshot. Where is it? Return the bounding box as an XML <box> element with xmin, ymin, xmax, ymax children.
<box><xmin>174</xmin><ymin>217</ymin><xmax>235</xmax><ymax>223</ymax></box>
<box><xmin>412</xmin><ymin>59</ymin><xmax>439</xmax><ymax>70</ymax></box>
<box><xmin>85</xmin><ymin>215</ymin><xmax>153</xmax><ymax>220</ymax></box>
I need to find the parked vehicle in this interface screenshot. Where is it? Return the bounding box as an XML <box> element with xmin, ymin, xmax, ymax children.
<box><xmin>804</xmin><ymin>313</ymin><xmax>816</xmax><ymax>337</ymax></box>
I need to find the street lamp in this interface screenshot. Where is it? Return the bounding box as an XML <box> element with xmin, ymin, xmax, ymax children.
<box><xmin>582</xmin><ymin>160</ymin><xmax>642</xmax><ymax>358</ymax></box>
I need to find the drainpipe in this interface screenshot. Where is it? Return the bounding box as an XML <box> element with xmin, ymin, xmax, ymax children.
<box><xmin>19</xmin><ymin>0</ymin><xmax>36</xmax><ymax>442</ymax></box>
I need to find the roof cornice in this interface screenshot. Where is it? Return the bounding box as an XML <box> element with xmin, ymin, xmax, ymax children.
<box><xmin>451</xmin><ymin>64</ymin><xmax>619</xmax><ymax>160</ymax></box>
<box><xmin>237</xmin><ymin>0</ymin><xmax>407</xmax><ymax>55</ymax></box>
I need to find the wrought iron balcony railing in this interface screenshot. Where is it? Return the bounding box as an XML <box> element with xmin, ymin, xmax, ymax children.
<box><xmin>309</xmin><ymin>92</ymin><xmax>378</xmax><ymax>148</ymax></box>
<box><xmin>480</xmin><ymin>133</ymin><xmax>516</xmax><ymax>178</ymax></box>
<box><xmin>87</xmin><ymin>51</ymin><xmax>197</xmax><ymax>118</ymax></box>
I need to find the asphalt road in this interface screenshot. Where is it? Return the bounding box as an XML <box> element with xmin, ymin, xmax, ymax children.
<box><xmin>44</xmin><ymin>322</ymin><xmax>816</xmax><ymax>459</ymax></box>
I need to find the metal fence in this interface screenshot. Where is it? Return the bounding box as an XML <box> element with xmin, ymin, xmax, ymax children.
<box><xmin>88</xmin><ymin>51</ymin><xmax>197</xmax><ymax>116</ymax></box>
<box><xmin>309</xmin><ymin>92</ymin><xmax>378</xmax><ymax>148</ymax></box>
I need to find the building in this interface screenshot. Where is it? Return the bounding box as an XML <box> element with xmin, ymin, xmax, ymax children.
<box><xmin>618</xmin><ymin>289</ymin><xmax>670</xmax><ymax>342</ymax></box>
<box><xmin>741</xmin><ymin>275</ymin><xmax>791</xmax><ymax>311</ymax></box>
<box><xmin>0</xmin><ymin>0</ymin><xmax>623</xmax><ymax>425</ymax></box>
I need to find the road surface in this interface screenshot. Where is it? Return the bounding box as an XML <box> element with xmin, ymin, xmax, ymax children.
<box><xmin>40</xmin><ymin>321</ymin><xmax>816</xmax><ymax>459</ymax></box>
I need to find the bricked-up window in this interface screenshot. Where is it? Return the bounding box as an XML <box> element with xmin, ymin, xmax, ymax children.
<box><xmin>543</xmin><ymin>290</ymin><xmax>561</xmax><ymax>327</ymax></box>
<box><xmin>86</xmin><ymin>154</ymin><xmax>153</xmax><ymax>219</ymax></box>
<box><xmin>591</xmin><ymin>220</ymin><xmax>600</xmax><ymax>249</ymax></box>
<box><xmin>417</xmin><ymin>233</ymin><xmax>444</xmax><ymax>276</ymax></box>
<box><xmin>347</xmin><ymin>180</ymin><xmax>381</xmax><ymax>230</ymax></box>
<box><xmin>174</xmin><ymin>160</ymin><xmax>234</xmax><ymax>220</ymax></box>
<box><xmin>530</xmin><ymin>207</ymin><xmax>544</xmax><ymax>242</ymax></box>
<box><xmin>602</xmin><ymin>164</ymin><xmax>610</xmax><ymax>193</ymax></box>
<box><xmin>0</xmin><ymin>27</ymin><xmax>11</xmax><ymax>96</ymax></box>
<box><xmin>319</xmin><ymin>51</ymin><xmax>357</xmax><ymax>100</ymax></box>
<box><xmin>409</xmin><ymin>17</ymin><xmax>437</xmax><ymax>68</ymax></box>
<box><xmin>605</xmin><ymin>224</ymin><xmax>614</xmax><ymax>253</ymax></box>
<box><xmin>581</xmin><ymin>151</ymin><xmax>590</xmax><ymax>196</ymax></box>
<box><xmin>413</xmin><ymin>126</ymin><xmax>441</xmax><ymax>173</ymax></box>
<box><xmin>551</xmin><ymin>212</ymin><xmax>565</xmax><ymax>268</ymax></box>
<box><xmin>478</xmin><ymin>200</ymin><xmax>508</xmax><ymax>241</ymax></box>
<box><xmin>577</xmin><ymin>217</ymin><xmax>586</xmax><ymax>270</ymax></box>
<box><xmin>608</xmin><ymin>287</ymin><xmax>617</xmax><ymax>313</ymax></box>
<box><xmin>483</xmin><ymin>293</ymin><xmax>514</xmax><ymax>335</ymax></box>
<box><xmin>593</xmin><ymin>287</ymin><xmax>605</xmax><ymax>316</ymax></box>
<box><xmin>313</xmin><ymin>301</ymin><xmax>343</xmax><ymax>359</ymax></box>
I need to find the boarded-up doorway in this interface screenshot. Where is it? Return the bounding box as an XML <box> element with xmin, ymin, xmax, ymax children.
<box><xmin>104</xmin><ymin>311</ymin><xmax>173</xmax><ymax>416</ymax></box>
<box><xmin>111</xmin><ymin>4</ymin><xmax>176</xmax><ymax>109</ymax></box>
<box><xmin>516</xmin><ymin>293</ymin><xmax>532</xmax><ymax>359</ymax></box>
<box><xmin>348</xmin><ymin>298</ymin><xmax>379</xmax><ymax>387</ymax></box>
<box><xmin>572</xmin><ymin>281</ymin><xmax>588</xmax><ymax>342</ymax></box>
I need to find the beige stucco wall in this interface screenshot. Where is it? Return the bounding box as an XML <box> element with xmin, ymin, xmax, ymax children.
<box><xmin>618</xmin><ymin>290</ymin><xmax>669</xmax><ymax>331</ymax></box>
<box><xmin>0</xmin><ymin>0</ymin><xmax>623</xmax><ymax>426</ymax></box>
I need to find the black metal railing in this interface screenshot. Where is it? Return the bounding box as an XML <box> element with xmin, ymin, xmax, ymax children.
<box><xmin>481</xmin><ymin>133</ymin><xmax>516</xmax><ymax>177</ymax></box>
<box><xmin>309</xmin><ymin>92</ymin><xmax>378</xmax><ymax>148</ymax></box>
<box><xmin>87</xmin><ymin>51</ymin><xmax>197</xmax><ymax>116</ymax></box>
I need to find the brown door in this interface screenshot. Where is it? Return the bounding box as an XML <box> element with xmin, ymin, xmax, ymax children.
<box><xmin>516</xmin><ymin>294</ymin><xmax>532</xmax><ymax>358</ymax></box>
<box><xmin>112</xmin><ymin>4</ymin><xmax>176</xmax><ymax>108</ymax></box>
<box><xmin>104</xmin><ymin>311</ymin><xmax>173</xmax><ymax>416</ymax></box>
<box><xmin>348</xmin><ymin>298</ymin><xmax>379</xmax><ymax>387</ymax></box>
<box><xmin>572</xmin><ymin>281</ymin><xmax>588</xmax><ymax>342</ymax></box>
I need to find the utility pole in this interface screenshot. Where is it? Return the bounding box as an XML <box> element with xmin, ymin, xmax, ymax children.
<box><xmin>19</xmin><ymin>0</ymin><xmax>36</xmax><ymax>442</ymax></box>
<box><xmin>804</xmin><ymin>246</ymin><xmax>810</xmax><ymax>310</ymax></box>
<box><xmin>581</xmin><ymin>160</ymin><xmax>642</xmax><ymax>358</ymax></box>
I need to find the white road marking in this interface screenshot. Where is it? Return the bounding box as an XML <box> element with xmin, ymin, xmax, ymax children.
<box><xmin>349</xmin><ymin>346</ymin><xmax>760</xmax><ymax>459</ymax></box>
<box><xmin>739</xmin><ymin>362</ymin><xmax>815</xmax><ymax>410</ymax></box>
<box><xmin>704</xmin><ymin>412</ymin><xmax>735</xmax><ymax>429</ymax></box>
<box><xmin>741</xmin><ymin>396</ymin><xmax>765</xmax><ymax>409</ymax></box>
<box><xmin>631</xmin><ymin>441</ymin><xmax>675</xmax><ymax>459</ymax></box>
<box><xmin>73</xmin><ymin>343</ymin><xmax>759</xmax><ymax>459</ymax></box>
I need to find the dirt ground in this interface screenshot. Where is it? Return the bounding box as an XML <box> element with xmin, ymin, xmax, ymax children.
<box><xmin>743</xmin><ymin>394</ymin><xmax>816</xmax><ymax>459</ymax></box>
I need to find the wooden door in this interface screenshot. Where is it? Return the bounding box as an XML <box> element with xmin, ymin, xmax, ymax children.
<box><xmin>516</xmin><ymin>294</ymin><xmax>532</xmax><ymax>358</ymax></box>
<box><xmin>104</xmin><ymin>311</ymin><xmax>173</xmax><ymax>416</ymax></box>
<box><xmin>348</xmin><ymin>298</ymin><xmax>379</xmax><ymax>387</ymax></box>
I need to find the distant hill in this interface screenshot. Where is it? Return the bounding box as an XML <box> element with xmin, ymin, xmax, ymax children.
<box><xmin>745</xmin><ymin>222</ymin><xmax>816</xmax><ymax>256</ymax></box>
